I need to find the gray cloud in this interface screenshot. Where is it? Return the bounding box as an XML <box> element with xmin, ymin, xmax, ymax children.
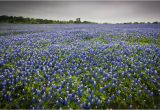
<box><xmin>0</xmin><ymin>1</ymin><xmax>160</xmax><ymax>23</ymax></box>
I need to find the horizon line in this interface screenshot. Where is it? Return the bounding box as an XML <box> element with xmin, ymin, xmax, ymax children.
<box><xmin>1</xmin><ymin>15</ymin><xmax>160</xmax><ymax>24</ymax></box>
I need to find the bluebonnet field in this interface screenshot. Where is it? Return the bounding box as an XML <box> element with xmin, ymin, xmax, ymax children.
<box><xmin>0</xmin><ymin>24</ymin><xmax>160</xmax><ymax>109</ymax></box>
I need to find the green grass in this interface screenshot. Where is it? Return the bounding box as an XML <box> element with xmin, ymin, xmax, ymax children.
<box><xmin>81</xmin><ymin>36</ymin><xmax>108</xmax><ymax>44</ymax></box>
<box><xmin>0</xmin><ymin>32</ymin><xmax>5</xmax><ymax>36</ymax></box>
<box><xmin>127</xmin><ymin>36</ymin><xmax>155</xmax><ymax>46</ymax></box>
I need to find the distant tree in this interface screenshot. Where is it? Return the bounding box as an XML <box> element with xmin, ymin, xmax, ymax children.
<box><xmin>0</xmin><ymin>15</ymin><xmax>99</xmax><ymax>24</ymax></box>
<box><xmin>124</xmin><ymin>22</ymin><xmax>132</xmax><ymax>24</ymax></box>
<box><xmin>152</xmin><ymin>21</ymin><xmax>159</xmax><ymax>24</ymax></box>
<box><xmin>133</xmin><ymin>22</ymin><xmax>139</xmax><ymax>24</ymax></box>
<box><xmin>69</xmin><ymin>20</ymin><xmax>74</xmax><ymax>23</ymax></box>
<box><xmin>140</xmin><ymin>22</ymin><xmax>145</xmax><ymax>24</ymax></box>
<box><xmin>74</xmin><ymin>18</ymin><xmax>81</xmax><ymax>23</ymax></box>
<box><xmin>0</xmin><ymin>15</ymin><xmax>8</xmax><ymax>22</ymax></box>
<box><xmin>103</xmin><ymin>22</ymin><xmax>109</xmax><ymax>24</ymax></box>
<box><xmin>83</xmin><ymin>21</ymin><xmax>90</xmax><ymax>23</ymax></box>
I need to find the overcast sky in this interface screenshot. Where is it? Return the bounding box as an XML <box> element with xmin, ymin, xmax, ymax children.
<box><xmin>0</xmin><ymin>1</ymin><xmax>160</xmax><ymax>23</ymax></box>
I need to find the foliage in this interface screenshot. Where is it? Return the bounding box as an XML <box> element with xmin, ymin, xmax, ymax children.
<box><xmin>0</xmin><ymin>15</ymin><xmax>97</xmax><ymax>24</ymax></box>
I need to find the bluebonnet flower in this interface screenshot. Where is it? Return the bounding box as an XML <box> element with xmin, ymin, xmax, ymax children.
<box><xmin>93</xmin><ymin>81</ymin><xmax>96</xmax><ymax>87</ymax></box>
<box><xmin>138</xmin><ymin>90</ymin><xmax>142</xmax><ymax>96</ymax></box>
<box><xmin>36</xmin><ymin>89</ymin><xmax>41</xmax><ymax>97</ymax></box>
<box><xmin>32</xmin><ymin>97</ymin><xmax>35</xmax><ymax>103</ymax></box>
<box><xmin>82</xmin><ymin>102</ymin><xmax>86</xmax><ymax>108</ymax></box>
<box><xmin>77</xmin><ymin>99</ymin><xmax>81</xmax><ymax>105</ymax></box>
<box><xmin>111</xmin><ymin>83</ymin><xmax>115</xmax><ymax>88</ymax></box>
<box><xmin>113</xmin><ymin>73</ymin><xmax>118</xmax><ymax>78</ymax></box>
<box><xmin>150</xmin><ymin>92</ymin><xmax>154</xmax><ymax>96</ymax></box>
<box><xmin>117</xmin><ymin>90</ymin><xmax>121</xmax><ymax>96</ymax></box>
<box><xmin>99</xmin><ymin>87</ymin><xmax>103</xmax><ymax>93</ymax></box>
<box><xmin>128</xmin><ymin>94</ymin><xmax>132</xmax><ymax>99</ymax></box>
<box><xmin>34</xmin><ymin>77</ymin><xmax>38</xmax><ymax>82</ymax></box>
<box><xmin>87</xmin><ymin>102</ymin><xmax>91</xmax><ymax>108</ymax></box>
<box><xmin>68</xmin><ymin>94</ymin><xmax>73</xmax><ymax>101</ymax></box>
<box><xmin>38</xmin><ymin>99</ymin><xmax>42</xmax><ymax>105</ymax></box>
<box><xmin>63</xmin><ymin>98</ymin><xmax>68</xmax><ymax>106</ymax></box>
<box><xmin>56</xmin><ymin>100</ymin><xmax>59</xmax><ymax>107</ymax></box>
<box><xmin>124</xmin><ymin>87</ymin><xmax>127</xmax><ymax>92</ymax></box>
<box><xmin>88</xmin><ymin>95</ymin><xmax>92</xmax><ymax>102</ymax></box>
<box><xmin>106</xmin><ymin>98</ymin><xmax>111</xmax><ymax>105</ymax></box>
<box><xmin>78</xmin><ymin>89</ymin><xmax>82</xmax><ymax>97</ymax></box>
<box><xmin>97</xmin><ymin>99</ymin><xmax>101</xmax><ymax>106</ymax></box>
<box><xmin>111</xmin><ymin>94</ymin><xmax>115</xmax><ymax>100</ymax></box>
<box><xmin>42</xmin><ymin>93</ymin><xmax>46</xmax><ymax>101</ymax></box>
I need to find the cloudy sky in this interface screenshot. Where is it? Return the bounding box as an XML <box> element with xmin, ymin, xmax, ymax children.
<box><xmin>0</xmin><ymin>1</ymin><xmax>160</xmax><ymax>23</ymax></box>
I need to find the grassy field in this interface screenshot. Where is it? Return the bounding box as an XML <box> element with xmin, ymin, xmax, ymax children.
<box><xmin>0</xmin><ymin>24</ymin><xmax>160</xmax><ymax>109</ymax></box>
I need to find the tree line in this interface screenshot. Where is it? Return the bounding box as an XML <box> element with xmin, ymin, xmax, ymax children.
<box><xmin>0</xmin><ymin>15</ymin><xmax>159</xmax><ymax>24</ymax></box>
<box><xmin>0</xmin><ymin>15</ymin><xmax>96</xmax><ymax>24</ymax></box>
